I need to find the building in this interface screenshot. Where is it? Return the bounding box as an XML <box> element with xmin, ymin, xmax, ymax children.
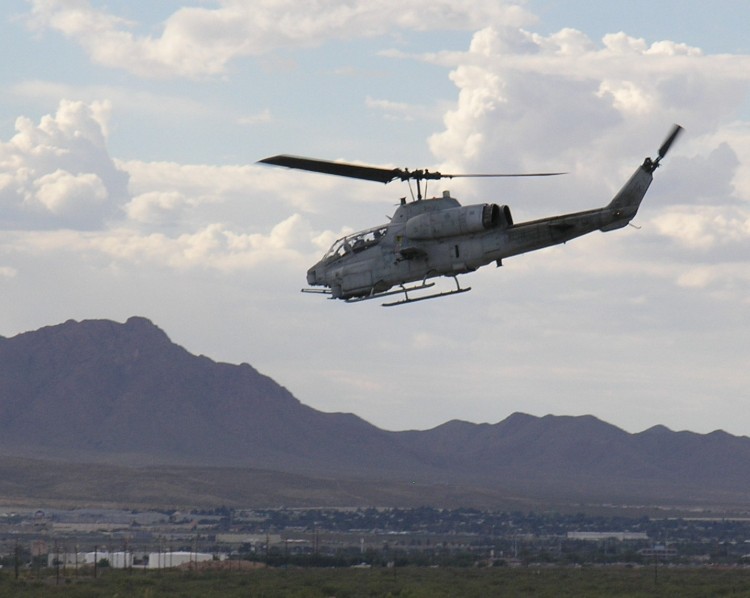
<box><xmin>567</xmin><ymin>532</ymin><xmax>649</xmax><ymax>541</ymax></box>
<box><xmin>147</xmin><ymin>551</ymin><xmax>225</xmax><ymax>569</ymax></box>
<box><xmin>47</xmin><ymin>551</ymin><xmax>133</xmax><ymax>569</ymax></box>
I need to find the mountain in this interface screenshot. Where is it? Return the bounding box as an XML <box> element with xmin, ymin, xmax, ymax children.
<box><xmin>1</xmin><ymin>316</ymin><xmax>749</xmax><ymax>508</ymax></box>
<box><xmin>0</xmin><ymin>317</ymin><xmax>429</xmax><ymax>477</ymax></box>
<box><xmin>393</xmin><ymin>415</ymin><xmax>750</xmax><ymax>504</ymax></box>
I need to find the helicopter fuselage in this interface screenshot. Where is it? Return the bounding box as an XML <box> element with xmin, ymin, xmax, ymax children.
<box><xmin>259</xmin><ymin>124</ymin><xmax>680</xmax><ymax>304</ymax></box>
<box><xmin>305</xmin><ymin>161</ymin><xmax>654</xmax><ymax>301</ymax></box>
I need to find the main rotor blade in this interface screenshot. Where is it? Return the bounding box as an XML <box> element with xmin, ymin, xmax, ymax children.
<box><xmin>258</xmin><ymin>155</ymin><xmax>401</xmax><ymax>184</ymax></box>
<box><xmin>259</xmin><ymin>154</ymin><xmax>566</xmax><ymax>183</ymax></box>
<box><xmin>444</xmin><ymin>172</ymin><xmax>566</xmax><ymax>178</ymax></box>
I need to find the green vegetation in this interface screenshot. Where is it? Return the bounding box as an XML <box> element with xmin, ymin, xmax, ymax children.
<box><xmin>3</xmin><ymin>566</ymin><xmax>750</xmax><ymax>597</ymax></box>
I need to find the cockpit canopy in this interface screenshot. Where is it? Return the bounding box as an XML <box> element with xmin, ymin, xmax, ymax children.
<box><xmin>323</xmin><ymin>225</ymin><xmax>388</xmax><ymax>262</ymax></box>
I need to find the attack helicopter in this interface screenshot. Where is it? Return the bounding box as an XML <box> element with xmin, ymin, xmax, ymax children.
<box><xmin>259</xmin><ymin>125</ymin><xmax>682</xmax><ymax>306</ymax></box>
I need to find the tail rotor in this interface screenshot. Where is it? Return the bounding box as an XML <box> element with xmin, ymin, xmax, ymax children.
<box><xmin>645</xmin><ymin>124</ymin><xmax>683</xmax><ymax>172</ymax></box>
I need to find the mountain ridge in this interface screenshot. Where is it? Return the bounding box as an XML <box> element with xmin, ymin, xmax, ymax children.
<box><xmin>1</xmin><ymin>316</ymin><xmax>749</xmax><ymax>508</ymax></box>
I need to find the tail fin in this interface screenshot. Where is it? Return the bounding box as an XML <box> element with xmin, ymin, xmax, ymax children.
<box><xmin>600</xmin><ymin>124</ymin><xmax>682</xmax><ymax>232</ymax></box>
<box><xmin>600</xmin><ymin>164</ymin><xmax>654</xmax><ymax>231</ymax></box>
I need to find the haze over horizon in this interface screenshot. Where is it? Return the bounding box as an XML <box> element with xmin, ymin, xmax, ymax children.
<box><xmin>1</xmin><ymin>1</ymin><xmax>749</xmax><ymax>436</ymax></box>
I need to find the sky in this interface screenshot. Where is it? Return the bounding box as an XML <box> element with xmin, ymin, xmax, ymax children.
<box><xmin>1</xmin><ymin>1</ymin><xmax>750</xmax><ymax>436</ymax></box>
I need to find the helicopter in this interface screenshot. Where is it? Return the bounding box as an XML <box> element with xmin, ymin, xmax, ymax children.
<box><xmin>259</xmin><ymin>124</ymin><xmax>682</xmax><ymax>306</ymax></box>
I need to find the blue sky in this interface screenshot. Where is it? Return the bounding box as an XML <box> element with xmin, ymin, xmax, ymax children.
<box><xmin>1</xmin><ymin>1</ymin><xmax>750</xmax><ymax>436</ymax></box>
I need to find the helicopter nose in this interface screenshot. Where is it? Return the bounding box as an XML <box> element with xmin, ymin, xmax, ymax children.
<box><xmin>307</xmin><ymin>266</ymin><xmax>320</xmax><ymax>286</ymax></box>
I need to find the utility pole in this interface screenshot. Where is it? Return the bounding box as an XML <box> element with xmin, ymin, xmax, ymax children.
<box><xmin>55</xmin><ymin>540</ymin><xmax>60</xmax><ymax>585</ymax></box>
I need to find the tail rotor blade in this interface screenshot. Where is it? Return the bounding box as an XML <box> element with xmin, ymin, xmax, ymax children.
<box><xmin>645</xmin><ymin>124</ymin><xmax>683</xmax><ymax>172</ymax></box>
<box><xmin>658</xmin><ymin>124</ymin><xmax>684</xmax><ymax>160</ymax></box>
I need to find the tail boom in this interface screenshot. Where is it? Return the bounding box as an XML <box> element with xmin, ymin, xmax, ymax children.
<box><xmin>600</xmin><ymin>162</ymin><xmax>654</xmax><ymax>231</ymax></box>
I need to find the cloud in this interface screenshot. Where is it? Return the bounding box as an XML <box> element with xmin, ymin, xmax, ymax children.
<box><xmin>0</xmin><ymin>266</ymin><xmax>17</xmax><ymax>279</ymax></box>
<box><xmin>132</xmin><ymin>213</ymin><xmax>317</xmax><ymax>271</ymax></box>
<box><xmin>417</xmin><ymin>26</ymin><xmax>750</xmax><ymax>220</ymax></box>
<box><xmin>11</xmin><ymin>80</ymin><xmax>216</xmax><ymax>122</ymax></box>
<box><xmin>119</xmin><ymin>158</ymin><xmax>342</xmax><ymax>219</ymax></box>
<box><xmin>675</xmin><ymin>263</ymin><xmax>750</xmax><ymax>300</ymax></box>
<box><xmin>237</xmin><ymin>109</ymin><xmax>273</xmax><ymax>126</ymax></box>
<box><xmin>34</xmin><ymin>169</ymin><xmax>107</xmax><ymax>215</ymax></box>
<box><xmin>25</xmin><ymin>0</ymin><xmax>535</xmax><ymax>78</ymax></box>
<box><xmin>5</xmin><ymin>213</ymin><xmax>315</xmax><ymax>273</ymax></box>
<box><xmin>402</xmin><ymin>21</ymin><xmax>750</xmax><ymax>339</ymax></box>
<box><xmin>0</xmin><ymin>97</ymin><xmax>368</xmax><ymax>276</ymax></box>
<box><xmin>435</xmin><ymin>28</ymin><xmax>734</xmax><ymax>162</ymax></box>
<box><xmin>365</xmin><ymin>96</ymin><xmax>447</xmax><ymax>122</ymax></box>
<box><xmin>707</xmin><ymin>122</ymin><xmax>750</xmax><ymax>201</ymax></box>
<box><xmin>653</xmin><ymin>206</ymin><xmax>750</xmax><ymax>251</ymax></box>
<box><xmin>0</xmin><ymin>98</ymin><xmax>347</xmax><ymax>269</ymax></box>
<box><xmin>124</xmin><ymin>191</ymin><xmax>188</xmax><ymax>226</ymax></box>
<box><xmin>0</xmin><ymin>99</ymin><xmax>129</xmax><ymax>230</ymax></box>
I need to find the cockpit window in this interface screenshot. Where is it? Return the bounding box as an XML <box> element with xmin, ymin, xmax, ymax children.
<box><xmin>324</xmin><ymin>226</ymin><xmax>388</xmax><ymax>261</ymax></box>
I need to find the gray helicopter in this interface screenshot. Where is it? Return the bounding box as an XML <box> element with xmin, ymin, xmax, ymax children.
<box><xmin>259</xmin><ymin>125</ymin><xmax>682</xmax><ymax>306</ymax></box>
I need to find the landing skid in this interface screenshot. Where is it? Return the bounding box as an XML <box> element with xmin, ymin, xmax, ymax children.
<box><xmin>344</xmin><ymin>282</ymin><xmax>436</xmax><ymax>304</ymax></box>
<box><xmin>300</xmin><ymin>284</ymin><xmax>438</xmax><ymax>302</ymax></box>
<box><xmin>301</xmin><ymin>288</ymin><xmax>332</xmax><ymax>296</ymax></box>
<box><xmin>382</xmin><ymin>276</ymin><xmax>471</xmax><ymax>307</ymax></box>
<box><xmin>302</xmin><ymin>276</ymin><xmax>471</xmax><ymax>306</ymax></box>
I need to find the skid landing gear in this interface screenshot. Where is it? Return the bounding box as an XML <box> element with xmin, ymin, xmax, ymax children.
<box><xmin>382</xmin><ymin>275</ymin><xmax>470</xmax><ymax>307</ymax></box>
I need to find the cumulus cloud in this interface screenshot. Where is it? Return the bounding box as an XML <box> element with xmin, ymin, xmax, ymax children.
<box><xmin>34</xmin><ymin>169</ymin><xmax>107</xmax><ymax>215</ymax></box>
<box><xmin>403</xmin><ymin>22</ymin><xmax>750</xmax><ymax>316</ymax></box>
<box><xmin>11</xmin><ymin>80</ymin><xmax>216</xmax><ymax>123</ymax></box>
<box><xmin>674</xmin><ymin>262</ymin><xmax>750</xmax><ymax>306</ymax></box>
<box><xmin>25</xmin><ymin>0</ymin><xmax>534</xmax><ymax>78</ymax></box>
<box><xmin>237</xmin><ymin>109</ymin><xmax>273</xmax><ymax>126</ymax></box>
<box><xmin>415</xmin><ymin>24</ymin><xmax>750</xmax><ymax>275</ymax></box>
<box><xmin>119</xmin><ymin>158</ymin><xmax>339</xmax><ymax>222</ymax></box>
<box><xmin>427</xmin><ymin>26</ymin><xmax>750</xmax><ymax>182</ymax></box>
<box><xmin>8</xmin><ymin>214</ymin><xmax>315</xmax><ymax>273</ymax></box>
<box><xmin>0</xmin><ymin>115</ymin><xmax>337</xmax><ymax>272</ymax></box>
<box><xmin>0</xmin><ymin>99</ymin><xmax>129</xmax><ymax>229</ymax></box>
<box><xmin>0</xmin><ymin>97</ymin><xmax>362</xmax><ymax>275</ymax></box>
<box><xmin>0</xmin><ymin>99</ymin><xmax>339</xmax><ymax>267</ymax></box>
<box><xmin>365</xmin><ymin>96</ymin><xmax>446</xmax><ymax>122</ymax></box>
<box><xmin>124</xmin><ymin>191</ymin><xmax>189</xmax><ymax>226</ymax></box>
<box><xmin>0</xmin><ymin>266</ymin><xmax>17</xmax><ymax>279</ymax></box>
<box><xmin>653</xmin><ymin>206</ymin><xmax>750</xmax><ymax>251</ymax></box>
